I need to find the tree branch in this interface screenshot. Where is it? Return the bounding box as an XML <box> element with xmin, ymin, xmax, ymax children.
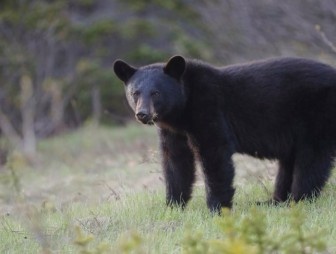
<box><xmin>316</xmin><ymin>25</ymin><xmax>336</xmax><ymax>54</ymax></box>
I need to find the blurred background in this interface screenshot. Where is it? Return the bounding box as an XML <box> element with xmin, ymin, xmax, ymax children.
<box><xmin>1</xmin><ymin>0</ymin><xmax>336</xmax><ymax>159</ymax></box>
<box><xmin>1</xmin><ymin>2</ymin><xmax>336</xmax><ymax>252</ymax></box>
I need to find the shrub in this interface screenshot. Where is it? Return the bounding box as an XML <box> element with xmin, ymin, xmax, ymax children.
<box><xmin>182</xmin><ymin>205</ymin><xmax>327</xmax><ymax>254</ymax></box>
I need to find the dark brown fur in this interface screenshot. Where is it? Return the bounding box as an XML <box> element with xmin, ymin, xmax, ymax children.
<box><xmin>114</xmin><ymin>56</ymin><xmax>336</xmax><ymax>213</ymax></box>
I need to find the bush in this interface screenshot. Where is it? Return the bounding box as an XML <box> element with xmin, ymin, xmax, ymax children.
<box><xmin>182</xmin><ymin>205</ymin><xmax>327</xmax><ymax>254</ymax></box>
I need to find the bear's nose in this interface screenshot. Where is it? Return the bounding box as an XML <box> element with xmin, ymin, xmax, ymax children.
<box><xmin>136</xmin><ymin>112</ymin><xmax>150</xmax><ymax>122</ymax></box>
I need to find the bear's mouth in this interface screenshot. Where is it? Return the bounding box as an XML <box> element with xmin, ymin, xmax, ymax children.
<box><xmin>152</xmin><ymin>114</ymin><xmax>159</xmax><ymax>122</ymax></box>
<box><xmin>147</xmin><ymin>114</ymin><xmax>159</xmax><ymax>125</ymax></box>
<box><xmin>136</xmin><ymin>113</ymin><xmax>159</xmax><ymax>125</ymax></box>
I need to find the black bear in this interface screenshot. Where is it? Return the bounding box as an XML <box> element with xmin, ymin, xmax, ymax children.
<box><xmin>113</xmin><ymin>56</ymin><xmax>336</xmax><ymax>213</ymax></box>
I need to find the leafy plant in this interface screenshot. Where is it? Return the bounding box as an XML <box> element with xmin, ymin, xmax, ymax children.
<box><xmin>74</xmin><ymin>225</ymin><xmax>112</xmax><ymax>254</ymax></box>
<box><xmin>182</xmin><ymin>206</ymin><xmax>327</xmax><ymax>254</ymax></box>
<box><xmin>74</xmin><ymin>226</ymin><xmax>144</xmax><ymax>254</ymax></box>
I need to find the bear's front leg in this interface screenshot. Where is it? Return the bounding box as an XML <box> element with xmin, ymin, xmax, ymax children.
<box><xmin>159</xmin><ymin>129</ymin><xmax>196</xmax><ymax>208</ymax></box>
<box><xmin>195</xmin><ymin>130</ymin><xmax>235</xmax><ymax>213</ymax></box>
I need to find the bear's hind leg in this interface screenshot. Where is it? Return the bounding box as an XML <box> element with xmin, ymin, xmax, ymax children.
<box><xmin>291</xmin><ymin>151</ymin><xmax>333</xmax><ymax>202</ymax></box>
<box><xmin>160</xmin><ymin>129</ymin><xmax>196</xmax><ymax>208</ymax></box>
<box><xmin>273</xmin><ymin>158</ymin><xmax>295</xmax><ymax>202</ymax></box>
<box><xmin>256</xmin><ymin>158</ymin><xmax>294</xmax><ymax>206</ymax></box>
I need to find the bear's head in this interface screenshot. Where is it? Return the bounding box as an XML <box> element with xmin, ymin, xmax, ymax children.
<box><xmin>113</xmin><ymin>56</ymin><xmax>187</xmax><ymax>125</ymax></box>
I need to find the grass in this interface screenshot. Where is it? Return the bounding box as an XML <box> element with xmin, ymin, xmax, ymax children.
<box><xmin>0</xmin><ymin>124</ymin><xmax>336</xmax><ymax>253</ymax></box>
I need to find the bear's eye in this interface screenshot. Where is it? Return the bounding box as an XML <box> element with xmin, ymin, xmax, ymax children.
<box><xmin>151</xmin><ymin>91</ymin><xmax>160</xmax><ymax>97</ymax></box>
<box><xmin>132</xmin><ymin>91</ymin><xmax>140</xmax><ymax>97</ymax></box>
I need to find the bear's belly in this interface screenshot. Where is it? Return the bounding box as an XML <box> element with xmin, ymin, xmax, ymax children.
<box><xmin>234</xmin><ymin>130</ymin><xmax>294</xmax><ymax>160</ymax></box>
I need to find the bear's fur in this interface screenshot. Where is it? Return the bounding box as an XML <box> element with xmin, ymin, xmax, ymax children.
<box><xmin>113</xmin><ymin>56</ymin><xmax>336</xmax><ymax>213</ymax></box>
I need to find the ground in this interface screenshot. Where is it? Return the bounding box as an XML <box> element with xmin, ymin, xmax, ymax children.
<box><xmin>0</xmin><ymin>124</ymin><xmax>277</xmax><ymax>213</ymax></box>
<box><xmin>0</xmin><ymin>124</ymin><xmax>335</xmax><ymax>253</ymax></box>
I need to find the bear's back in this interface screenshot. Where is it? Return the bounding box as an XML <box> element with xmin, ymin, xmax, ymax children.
<box><xmin>184</xmin><ymin>58</ymin><xmax>336</xmax><ymax>159</ymax></box>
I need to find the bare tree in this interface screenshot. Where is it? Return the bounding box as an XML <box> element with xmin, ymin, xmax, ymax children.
<box><xmin>196</xmin><ymin>0</ymin><xmax>336</xmax><ymax>63</ymax></box>
<box><xmin>0</xmin><ymin>1</ymin><xmax>80</xmax><ymax>158</ymax></box>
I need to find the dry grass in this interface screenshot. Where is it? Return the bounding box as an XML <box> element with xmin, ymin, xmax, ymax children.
<box><xmin>0</xmin><ymin>123</ymin><xmax>335</xmax><ymax>253</ymax></box>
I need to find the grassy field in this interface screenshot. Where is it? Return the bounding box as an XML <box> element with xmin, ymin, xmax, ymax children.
<box><xmin>0</xmin><ymin>124</ymin><xmax>336</xmax><ymax>253</ymax></box>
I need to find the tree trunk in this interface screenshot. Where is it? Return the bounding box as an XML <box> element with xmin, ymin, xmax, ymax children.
<box><xmin>20</xmin><ymin>74</ymin><xmax>36</xmax><ymax>158</ymax></box>
<box><xmin>91</xmin><ymin>84</ymin><xmax>102</xmax><ymax>124</ymax></box>
<box><xmin>49</xmin><ymin>80</ymin><xmax>65</xmax><ymax>134</ymax></box>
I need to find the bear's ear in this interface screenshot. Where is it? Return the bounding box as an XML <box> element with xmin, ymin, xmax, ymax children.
<box><xmin>164</xmin><ymin>55</ymin><xmax>186</xmax><ymax>80</ymax></box>
<box><xmin>113</xmin><ymin>59</ymin><xmax>137</xmax><ymax>83</ymax></box>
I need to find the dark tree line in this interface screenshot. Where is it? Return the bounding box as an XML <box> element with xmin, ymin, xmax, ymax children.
<box><xmin>0</xmin><ymin>0</ymin><xmax>335</xmax><ymax>157</ymax></box>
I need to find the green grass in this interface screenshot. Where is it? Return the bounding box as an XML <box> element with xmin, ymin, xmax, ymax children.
<box><xmin>0</xmin><ymin>124</ymin><xmax>336</xmax><ymax>253</ymax></box>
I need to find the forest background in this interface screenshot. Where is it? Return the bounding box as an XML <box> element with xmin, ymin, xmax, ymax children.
<box><xmin>1</xmin><ymin>0</ymin><xmax>336</xmax><ymax>158</ymax></box>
